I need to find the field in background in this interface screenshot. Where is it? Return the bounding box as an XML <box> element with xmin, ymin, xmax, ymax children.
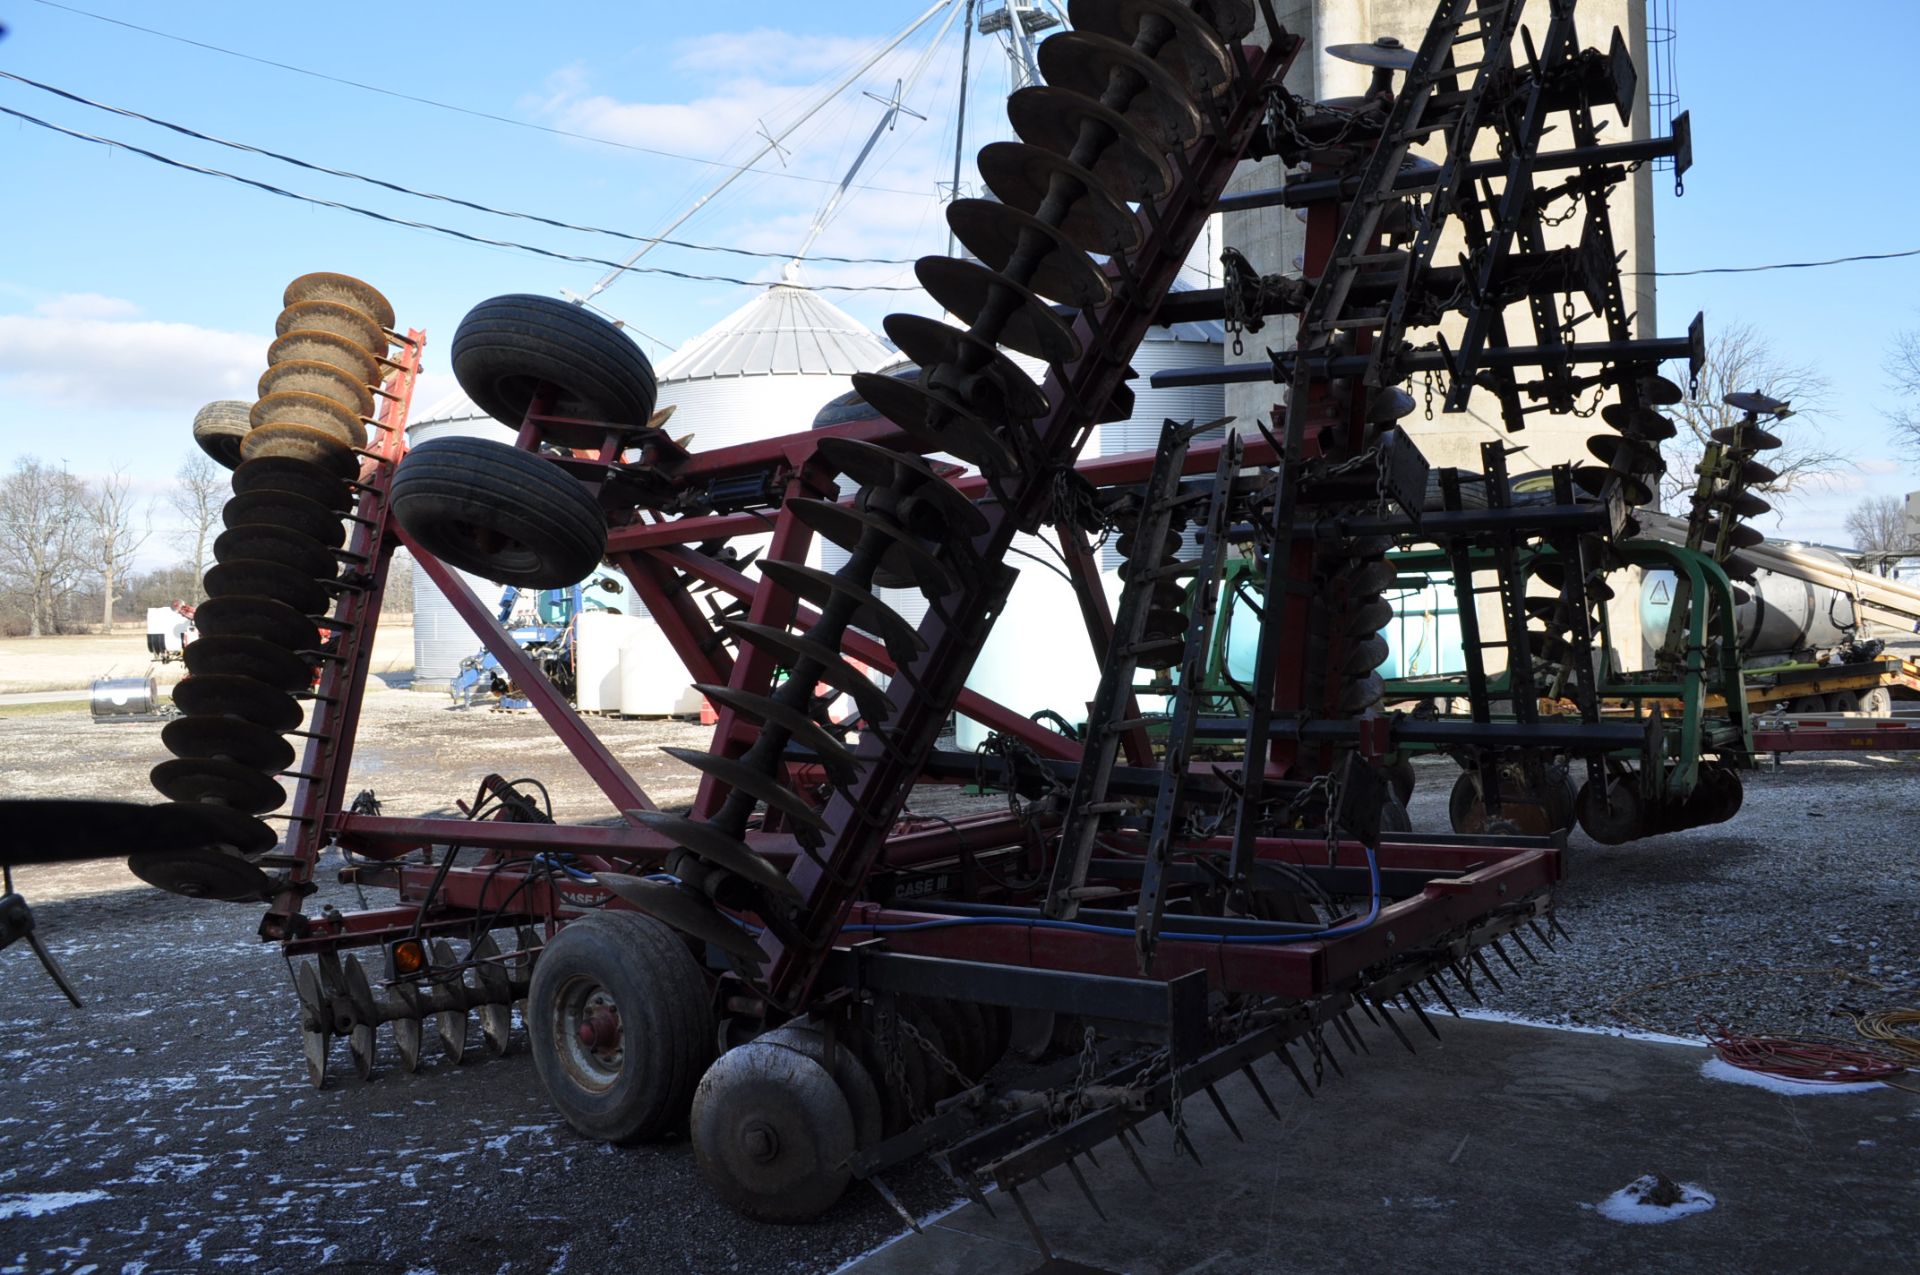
<box><xmin>0</xmin><ymin>624</ymin><xmax>417</xmax><ymax>694</ymax></box>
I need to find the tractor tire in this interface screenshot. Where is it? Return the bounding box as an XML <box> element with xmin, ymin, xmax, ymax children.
<box><xmin>193</xmin><ymin>400</ymin><xmax>253</xmax><ymax>470</ymax></box>
<box><xmin>390</xmin><ymin>436</ymin><xmax>607</xmax><ymax>587</ymax></box>
<box><xmin>527</xmin><ymin>910</ymin><xmax>715</xmax><ymax>1145</ymax></box>
<box><xmin>451</xmin><ymin>293</ymin><xmax>658</xmax><ymax>430</ymax></box>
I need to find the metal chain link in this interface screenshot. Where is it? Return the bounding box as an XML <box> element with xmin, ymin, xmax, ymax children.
<box><xmin>1062</xmin><ymin>1023</ymin><xmax>1101</xmax><ymax>1125</ymax></box>
<box><xmin>898</xmin><ymin>1010</ymin><xmax>975</xmax><ymax>1093</ymax></box>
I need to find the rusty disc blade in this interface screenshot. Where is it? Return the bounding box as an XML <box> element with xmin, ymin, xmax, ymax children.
<box><xmin>1600</xmin><ymin>403</ymin><xmax>1677</xmax><ymax>441</ymax></box>
<box><xmin>169</xmin><ymin>673</ymin><xmax>303</xmax><ymax>732</ymax></box>
<box><xmin>257</xmin><ymin>359</ymin><xmax>375</xmax><ymax>420</ymax></box>
<box><xmin>268</xmin><ymin>328</ymin><xmax>381</xmax><ymax>388</ymax></box>
<box><xmin>660</xmin><ymin>747</ymin><xmax>831</xmax><ymax>835</ymax></box>
<box><xmin>1710</xmin><ymin>424</ymin><xmax>1784</xmax><ymax>451</ymax></box>
<box><xmin>183</xmin><ymin>634</ymin><xmax>315</xmax><ymax>692</ymax></box>
<box><xmin>1068</xmin><ymin>0</ymin><xmax>1234</xmax><ymax>97</ymax></box>
<box><xmin>274</xmin><ymin>299</ymin><xmax>385</xmax><ymax>355</ymax></box>
<box><xmin>1586</xmin><ymin>434</ymin><xmax>1666</xmax><ymax>477</ymax></box>
<box><xmin>1037</xmin><ymin>31</ymin><xmax>1201</xmax><ymax>146</ymax></box>
<box><xmin>945</xmin><ymin>198</ymin><xmax>1114</xmax><ymax>309</ymax></box>
<box><xmin>723</xmin><ymin>622</ymin><xmax>896</xmax><ymax>726</ymax></box>
<box><xmin>914</xmin><ymin>257</ymin><xmax>1082</xmax><ymax>366</ymax></box>
<box><xmin>692</xmin><ymin>681</ymin><xmax>861</xmax><ymax>786</ymax></box>
<box><xmin>753</xmin><ymin>560</ymin><xmax>927</xmax><ymax>666</ymax></box>
<box><xmin>783</xmin><ymin>499</ymin><xmax>956</xmax><ymax>597</ymax></box>
<box><xmin>1007</xmin><ymin>85</ymin><xmax>1172</xmax><ymax>203</ymax></box>
<box><xmin>819</xmin><ymin>440</ymin><xmax>986</xmax><ymax>538</ymax></box>
<box><xmin>976</xmin><ymin>142</ymin><xmax>1142</xmax><ymax>258</ymax></box>
<box><xmin>625</xmin><ymin>810</ymin><xmax>804</xmax><ymax>902</ymax></box>
<box><xmin>846</xmin><ymin>373</ymin><xmax>1022</xmax><ymax>474</ymax></box>
<box><xmin>223</xmin><ymin>490</ymin><xmax>347</xmax><ymax>549</ymax></box>
<box><xmin>881</xmin><ymin>315</ymin><xmax>1050</xmax><ymax>418</ymax></box>
<box><xmin>162</xmin><ymin>715</ymin><xmax>296</xmax><ymax>772</ymax></box>
<box><xmin>203</xmin><ymin>559</ymin><xmax>332</xmax><ymax>617</ymax></box>
<box><xmin>597</xmin><ymin>873</ymin><xmax>768</xmax><ymax>964</ymax></box>
<box><xmin>192</xmin><ymin>595</ymin><xmax>321</xmax><ymax>652</ymax></box>
<box><xmin>283</xmin><ymin>271</ymin><xmax>395</xmax><ymax>332</ymax></box>
<box><xmin>150</xmin><ymin>757</ymin><xmax>287</xmax><ymax>814</ymax></box>
<box><xmin>239</xmin><ymin>422</ymin><xmax>360</xmax><ymax>478</ymax></box>
<box><xmin>214</xmin><ymin>523</ymin><xmax>337</xmax><ymax>580</ymax></box>
<box><xmin>1327</xmin><ymin>37</ymin><xmax>1416</xmax><ymax>70</ymax></box>
<box><xmin>251</xmin><ymin>391</ymin><xmax>368</xmax><ymax>449</ymax></box>
<box><xmin>231</xmin><ymin>454</ymin><xmax>354</xmax><ymax>511</ymax></box>
<box><xmin>1637</xmin><ymin>374</ymin><xmax>1685</xmax><ymax>406</ymax></box>
<box><xmin>128</xmin><ymin>841</ymin><xmax>276</xmax><ymax>901</ymax></box>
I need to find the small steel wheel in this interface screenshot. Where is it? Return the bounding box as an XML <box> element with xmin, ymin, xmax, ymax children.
<box><xmin>527</xmin><ymin>911</ymin><xmax>714</xmax><ymax>1145</ymax></box>
<box><xmin>1575</xmin><ymin>775</ymin><xmax>1643</xmax><ymax>846</ymax></box>
<box><xmin>691</xmin><ymin>1040</ymin><xmax>856</xmax><ymax>1223</ymax></box>
<box><xmin>757</xmin><ymin>1021</ymin><xmax>884</xmax><ymax>1149</ymax></box>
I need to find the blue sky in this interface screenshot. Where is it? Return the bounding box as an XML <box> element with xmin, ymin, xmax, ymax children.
<box><xmin>0</xmin><ymin>0</ymin><xmax>1914</xmax><ymax>567</ymax></box>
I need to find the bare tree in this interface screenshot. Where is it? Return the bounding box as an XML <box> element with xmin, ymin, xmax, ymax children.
<box><xmin>168</xmin><ymin>452</ymin><xmax>225</xmax><ymax>603</ymax></box>
<box><xmin>88</xmin><ymin>468</ymin><xmax>152</xmax><ymax>630</ymax></box>
<box><xmin>1888</xmin><ymin>325</ymin><xmax>1920</xmax><ymax>456</ymax></box>
<box><xmin>1843</xmin><ymin>494</ymin><xmax>1917</xmax><ymax>574</ymax></box>
<box><xmin>1661</xmin><ymin>321</ymin><xmax>1848</xmax><ymax>506</ymax></box>
<box><xmin>0</xmin><ymin>458</ymin><xmax>90</xmax><ymax>636</ymax></box>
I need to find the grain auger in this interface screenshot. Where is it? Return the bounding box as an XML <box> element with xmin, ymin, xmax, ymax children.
<box><xmin>6</xmin><ymin>0</ymin><xmax>1700</xmax><ymax>1232</ymax></box>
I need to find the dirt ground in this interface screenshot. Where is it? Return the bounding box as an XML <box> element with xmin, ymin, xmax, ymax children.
<box><xmin>0</xmin><ymin>626</ymin><xmax>418</xmax><ymax>696</ymax></box>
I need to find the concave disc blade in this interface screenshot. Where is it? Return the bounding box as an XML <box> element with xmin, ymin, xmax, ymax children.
<box><xmin>915</xmin><ymin>256</ymin><xmax>1083</xmax><ymax>365</ymax></box>
<box><xmin>191</xmin><ymin>595</ymin><xmax>322</xmax><ymax>652</ymax></box>
<box><xmin>625</xmin><ymin>809</ymin><xmax>804</xmax><ymax>902</ymax></box>
<box><xmin>149</xmin><ymin>757</ymin><xmax>288</xmax><ymax>814</ymax></box>
<box><xmin>239</xmin><ymin>422</ymin><xmax>360</xmax><ymax>478</ymax></box>
<box><xmin>203</xmin><ymin>560</ymin><xmax>332</xmax><ymax>618</ymax></box>
<box><xmin>231</xmin><ymin>454</ymin><xmax>354</xmax><ymax>511</ymax></box>
<box><xmin>183</xmin><ymin>634</ymin><xmax>315</xmax><ymax>692</ymax></box>
<box><xmin>598</xmin><ymin>873</ymin><xmax>768</xmax><ymax>964</ymax></box>
<box><xmin>754</xmin><ymin>559</ymin><xmax>926</xmax><ymax>666</ymax></box>
<box><xmin>976</xmin><ymin>142</ymin><xmax>1142</xmax><ymax>257</ymax></box>
<box><xmin>660</xmin><ymin>747</ymin><xmax>831</xmax><ymax>834</ymax></box>
<box><xmin>946</xmin><ymin>198</ymin><xmax>1113</xmax><ymax>309</ymax></box>
<box><xmin>814</xmin><ymin>438</ymin><xmax>986</xmax><ymax>536</ymax></box>
<box><xmin>161</xmin><ymin>714</ymin><xmax>296</xmax><ymax>772</ymax></box>
<box><xmin>169</xmin><ymin>673</ymin><xmax>303</xmax><ymax>732</ymax></box>
<box><xmin>1036</xmin><ymin>31</ymin><xmax>1201</xmax><ymax>147</ymax></box>
<box><xmin>783</xmin><ymin>499</ymin><xmax>957</xmax><ymax>597</ymax></box>
<box><xmin>723</xmin><ymin>623</ymin><xmax>897</xmax><ymax>727</ymax></box>
<box><xmin>128</xmin><ymin>843</ymin><xmax>276</xmax><ymax>902</ymax></box>
<box><xmin>223</xmin><ymin>490</ymin><xmax>347</xmax><ymax>549</ymax></box>
<box><xmin>213</xmin><ymin>523</ymin><xmax>337</xmax><ymax>581</ymax></box>
<box><xmin>881</xmin><ymin>314</ymin><xmax>1050</xmax><ymax>418</ymax></box>
<box><xmin>1067</xmin><ymin>0</ymin><xmax>1234</xmax><ymax>97</ymax></box>
<box><xmin>693</xmin><ymin>679</ymin><xmax>862</xmax><ymax>785</ymax></box>
<box><xmin>1006</xmin><ymin>85</ymin><xmax>1171</xmax><ymax>203</ymax></box>
<box><xmin>846</xmin><ymin>373</ymin><xmax>1022</xmax><ymax>474</ymax></box>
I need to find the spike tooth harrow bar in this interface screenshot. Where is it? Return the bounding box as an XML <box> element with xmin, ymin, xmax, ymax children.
<box><xmin>17</xmin><ymin>0</ymin><xmax>1728</xmax><ymax>1225</ymax></box>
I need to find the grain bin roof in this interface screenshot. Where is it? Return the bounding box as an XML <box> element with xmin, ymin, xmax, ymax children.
<box><xmin>656</xmin><ymin>281</ymin><xmax>894</xmax><ymax>383</ymax></box>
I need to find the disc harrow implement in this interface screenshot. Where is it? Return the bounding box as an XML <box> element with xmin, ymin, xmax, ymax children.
<box><xmin>10</xmin><ymin>0</ymin><xmax>1730</xmax><ymax>1232</ymax></box>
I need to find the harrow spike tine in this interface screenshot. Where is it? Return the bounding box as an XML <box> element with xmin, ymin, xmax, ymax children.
<box><xmin>1035</xmin><ymin>1171</ymin><xmax>1052</xmax><ymax>1193</ymax></box>
<box><xmin>1314</xmin><ymin>1027</ymin><xmax>1347</xmax><ymax>1078</ymax></box>
<box><xmin>1491</xmin><ymin>937</ymin><xmax>1523</xmax><ymax>977</ymax></box>
<box><xmin>1526</xmin><ymin>918</ymin><xmax>1556</xmax><ymax>952</ymax></box>
<box><xmin>1549</xmin><ymin>913</ymin><xmax>1573</xmax><ymax>944</ymax></box>
<box><xmin>1327</xmin><ymin>1011</ymin><xmax>1357</xmax><ymax>1054</ymax></box>
<box><xmin>1006</xmin><ymin>1184</ymin><xmax>1055</xmax><ymax>1261</ymax></box>
<box><xmin>1427</xmin><ymin>974</ymin><xmax>1463</xmax><ymax>1019</ymax></box>
<box><xmin>1064</xmin><ymin>1157</ymin><xmax>1109</xmax><ymax>1222</ymax></box>
<box><xmin>1402</xmin><ymin>993</ymin><xmax>1442</xmax><ymax>1042</ymax></box>
<box><xmin>1450</xmin><ymin>959</ymin><xmax>1486</xmax><ymax>1004</ymax></box>
<box><xmin>1374</xmin><ymin>1001</ymin><xmax>1417</xmax><ymax>1055</ymax></box>
<box><xmin>869</xmin><ymin>1175</ymin><xmax>923</xmax><ymax>1234</ymax></box>
<box><xmin>1355</xmin><ymin>996</ymin><xmax>1382</xmax><ymax>1026</ymax></box>
<box><xmin>1202</xmin><ymin>1084</ymin><xmax>1245</xmax><ymax>1142</ymax></box>
<box><xmin>1240</xmin><ymin>1064</ymin><xmax>1281</xmax><ymax>1120</ymax></box>
<box><xmin>1117</xmin><ymin>1126</ymin><xmax>1157</xmax><ymax>1187</ymax></box>
<box><xmin>1275</xmin><ymin>1043</ymin><xmax>1316</xmax><ymax>1098</ymax></box>
<box><xmin>1173</xmin><ymin>1123</ymin><xmax>1205</xmax><ymax>1165</ymax></box>
<box><xmin>1082</xmin><ymin>1143</ymin><xmax>1101</xmax><ymax>1170</ymax></box>
<box><xmin>1471</xmin><ymin>948</ymin><xmax>1506</xmax><ymax>993</ymax></box>
<box><xmin>1509</xmin><ymin>930</ymin><xmax>1539</xmax><ymax>964</ymax></box>
<box><xmin>1341</xmin><ymin>1009</ymin><xmax>1372</xmax><ymax>1054</ymax></box>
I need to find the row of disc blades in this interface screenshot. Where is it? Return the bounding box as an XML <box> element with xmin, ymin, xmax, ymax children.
<box><xmin>630</xmin><ymin>0</ymin><xmax>1252</xmax><ymax>955</ymax></box>
<box><xmin>136</xmin><ymin>272</ymin><xmax>394</xmax><ymax>903</ymax></box>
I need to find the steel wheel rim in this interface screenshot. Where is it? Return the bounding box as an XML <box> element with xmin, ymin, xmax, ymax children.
<box><xmin>553</xmin><ymin>974</ymin><xmax>625</xmax><ymax>1094</ymax></box>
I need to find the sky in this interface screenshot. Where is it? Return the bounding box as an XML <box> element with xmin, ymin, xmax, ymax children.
<box><xmin>0</xmin><ymin>0</ymin><xmax>1915</xmax><ymax>570</ymax></box>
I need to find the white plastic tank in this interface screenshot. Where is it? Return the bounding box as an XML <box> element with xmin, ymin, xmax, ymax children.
<box><xmin>407</xmin><ymin>388</ymin><xmax>519</xmax><ymax>690</ymax></box>
<box><xmin>573</xmin><ymin>610</ymin><xmax>644</xmax><ymax>712</ymax></box>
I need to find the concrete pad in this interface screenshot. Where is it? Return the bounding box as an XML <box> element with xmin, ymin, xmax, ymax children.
<box><xmin>844</xmin><ymin>1018</ymin><xmax>1920</xmax><ymax>1275</ymax></box>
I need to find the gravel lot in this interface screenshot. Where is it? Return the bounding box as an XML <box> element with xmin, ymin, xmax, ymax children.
<box><xmin>2</xmin><ymin>689</ymin><xmax>1917</xmax><ymax>1272</ymax></box>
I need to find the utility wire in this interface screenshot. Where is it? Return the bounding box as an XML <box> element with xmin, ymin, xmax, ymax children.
<box><xmin>0</xmin><ymin>105</ymin><xmax>921</xmax><ymax>293</ymax></box>
<box><xmin>1636</xmin><ymin>248</ymin><xmax>1920</xmax><ymax>278</ymax></box>
<box><xmin>24</xmin><ymin>0</ymin><xmax>938</xmax><ymax>200</ymax></box>
<box><xmin>0</xmin><ymin>70</ymin><xmax>923</xmax><ymax>267</ymax></box>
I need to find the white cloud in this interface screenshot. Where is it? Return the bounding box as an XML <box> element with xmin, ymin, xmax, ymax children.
<box><xmin>1858</xmin><ymin>456</ymin><xmax>1904</xmax><ymax>476</ymax></box>
<box><xmin>670</xmin><ymin>29</ymin><xmax>882</xmax><ymax>79</ymax></box>
<box><xmin>0</xmin><ymin>297</ymin><xmax>263</xmax><ymax>411</ymax></box>
<box><xmin>35</xmin><ymin>293</ymin><xmax>142</xmax><ymax>321</ymax></box>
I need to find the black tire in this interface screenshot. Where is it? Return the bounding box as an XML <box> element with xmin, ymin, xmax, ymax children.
<box><xmin>527</xmin><ymin>911</ymin><xmax>715</xmax><ymax>1145</ymax></box>
<box><xmin>451</xmin><ymin>293</ymin><xmax>658</xmax><ymax>429</ymax></box>
<box><xmin>194</xmin><ymin>400</ymin><xmax>252</xmax><ymax>470</ymax></box>
<box><xmin>390</xmin><ymin>436</ymin><xmax>607</xmax><ymax>587</ymax></box>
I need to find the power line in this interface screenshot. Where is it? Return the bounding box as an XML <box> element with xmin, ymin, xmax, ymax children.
<box><xmin>1638</xmin><ymin>248</ymin><xmax>1920</xmax><ymax>278</ymax></box>
<box><xmin>0</xmin><ymin>70</ymin><xmax>924</xmax><ymax>267</ymax></box>
<box><xmin>24</xmin><ymin>0</ymin><xmax>939</xmax><ymax>200</ymax></box>
<box><xmin>0</xmin><ymin>105</ymin><xmax>921</xmax><ymax>293</ymax></box>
